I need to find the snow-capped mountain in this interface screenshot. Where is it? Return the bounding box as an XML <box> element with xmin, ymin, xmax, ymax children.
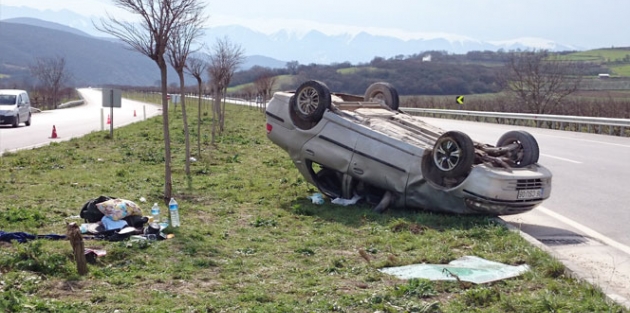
<box><xmin>1</xmin><ymin>4</ymin><xmax>581</xmax><ymax>65</ymax></box>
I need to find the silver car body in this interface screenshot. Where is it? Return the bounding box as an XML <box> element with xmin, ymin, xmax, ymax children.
<box><xmin>265</xmin><ymin>88</ymin><xmax>552</xmax><ymax>215</ymax></box>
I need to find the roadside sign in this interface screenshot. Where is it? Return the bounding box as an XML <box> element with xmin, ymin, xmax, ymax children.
<box><xmin>102</xmin><ymin>88</ymin><xmax>122</xmax><ymax>108</ymax></box>
<box><xmin>456</xmin><ymin>96</ymin><xmax>464</xmax><ymax>105</ymax></box>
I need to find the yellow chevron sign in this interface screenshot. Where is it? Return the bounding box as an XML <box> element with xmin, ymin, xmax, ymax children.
<box><xmin>456</xmin><ymin>96</ymin><xmax>464</xmax><ymax>105</ymax></box>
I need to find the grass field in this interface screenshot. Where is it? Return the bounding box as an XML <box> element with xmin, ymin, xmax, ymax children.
<box><xmin>1</xmin><ymin>96</ymin><xmax>626</xmax><ymax>312</ymax></box>
<box><xmin>563</xmin><ymin>48</ymin><xmax>630</xmax><ymax>62</ymax></box>
<box><xmin>610</xmin><ymin>64</ymin><xmax>630</xmax><ymax>76</ymax></box>
<box><xmin>336</xmin><ymin>67</ymin><xmax>381</xmax><ymax>74</ymax></box>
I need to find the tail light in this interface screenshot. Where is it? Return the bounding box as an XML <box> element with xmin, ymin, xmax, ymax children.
<box><xmin>266</xmin><ymin>123</ymin><xmax>272</xmax><ymax>134</ymax></box>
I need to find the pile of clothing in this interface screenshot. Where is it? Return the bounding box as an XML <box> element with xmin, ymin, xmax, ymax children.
<box><xmin>79</xmin><ymin>196</ymin><xmax>164</xmax><ymax>241</ymax></box>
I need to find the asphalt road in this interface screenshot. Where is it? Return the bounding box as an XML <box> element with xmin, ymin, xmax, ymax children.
<box><xmin>0</xmin><ymin>88</ymin><xmax>162</xmax><ymax>153</ymax></box>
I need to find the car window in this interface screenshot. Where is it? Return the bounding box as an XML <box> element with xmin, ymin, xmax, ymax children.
<box><xmin>22</xmin><ymin>93</ymin><xmax>30</xmax><ymax>105</ymax></box>
<box><xmin>0</xmin><ymin>95</ymin><xmax>17</xmax><ymax>105</ymax></box>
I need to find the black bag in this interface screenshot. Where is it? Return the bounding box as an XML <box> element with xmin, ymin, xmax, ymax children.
<box><xmin>80</xmin><ymin>196</ymin><xmax>115</xmax><ymax>223</ymax></box>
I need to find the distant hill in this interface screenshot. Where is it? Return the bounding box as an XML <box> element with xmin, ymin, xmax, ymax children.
<box><xmin>0</xmin><ymin>21</ymin><xmax>169</xmax><ymax>86</ymax></box>
<box><xmin>563</xmin><ymin>48</ymin><xmax>630</xmax><ymax>77</ymax></box>
<box><xmin>241</xmin><ymin>55</ymin><xmax>286</xmax><ymax>70</ymax></box>
<box><xmin>0</xmin><ymin>20</ymin><xmax>289</xmax><ymax>87</ymax></box>
<box><xmin>2</xmin><ymin>17</ymin><xmax>93</xmax><ymax>37</ymax></box>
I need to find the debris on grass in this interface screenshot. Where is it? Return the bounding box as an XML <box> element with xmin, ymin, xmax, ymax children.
<box><xmin>379</xmin><ymin>256</ymin><xmax>530</xmax><ymax>284</ymax></box>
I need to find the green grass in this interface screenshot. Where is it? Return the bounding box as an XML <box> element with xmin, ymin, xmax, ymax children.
<box><xmin>0</xmin><ymin>96</ymin><xmax>626</xmax><ymax>312</ymax></box>
<box><xmin>611</xmin><ymin>64</ymin><xmax>630</xmax><ymax>76</ymax></box>
<box><xmin>337</xmin><ymin>67</ymin><xmax>380</xmax><ymax>74</ymax></box>
<box><xmin>563</xmin><ymin>48</ymin><xmax>630</xmax><ymax>63</ymax></box>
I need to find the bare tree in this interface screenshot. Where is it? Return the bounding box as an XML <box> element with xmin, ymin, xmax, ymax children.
<box><xmin>254</xmin><ymin>70</ymin><xmax>277</xmax><ymax>111</ymax></box>
<box><xmin>498</xmin><ymin>50</ymin><xmax>582</xmax><ymax>115</ymax></box>
<box><xmin>29</xmin><ymin>56</ymin><xmax>70</xmax><ymax>109</ymax></box>
<box><xmin>207</xmin><ymin>37</ymin><xmax>245</xmax><ymax>142</ymax></box>
<box><xmin>96</xmin><ymin>0</ymin><xmax>204</xmax><ymax>202</ymax></box>
<box><xmin>167</xmin><ymin>9</ymin><xmax>206</xmax><ymax>177</ymax></box>
<box><xmin>186</xmin><ymin>56</ymin><xmax>208</xmax><ymax>158</ymax></box>
<box><xmin>242</xmin><ymin>84</ymin><xmax>256</xmax><ymax>103</ymax></box>
<box><xmin>286</xmin><ymin>60</ymin><xmax>299</xmax><ymax>75</ymax></box>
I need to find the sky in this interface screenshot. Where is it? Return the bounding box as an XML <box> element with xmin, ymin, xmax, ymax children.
<box><xmin>1</xmin><ymin>0</ymin><xmax>629</xmax><ymax>49</ymax></box>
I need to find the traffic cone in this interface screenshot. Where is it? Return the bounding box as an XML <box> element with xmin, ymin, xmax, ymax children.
<box><xmin>107</xmin><ymin>114</ymin><xmax>111</xmax><ymax>124</ymax></box>
<box><xmin>133</xmin><ymin>110</ymin><xmax>137</xmax><ymax>117</ymax></box>
<box><xmin>50</xmin><ymin>125</ymin><xmax>58</xmax><ymax>139</ymax></box>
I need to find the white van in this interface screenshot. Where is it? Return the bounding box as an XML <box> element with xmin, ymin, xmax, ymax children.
<box><xmin>0</xmin><ymin>89</ymin><xmax>32</xmax><ymax>127</ymax></box>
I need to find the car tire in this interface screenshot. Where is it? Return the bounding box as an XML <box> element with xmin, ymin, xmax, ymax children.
<box><xmin>12</xmin><ymin>116</ymin><xmax>19</xmax><ymax>128</ymax></box>
<box><xmin>290</xmin><ymin>80</ymin><xmax>331</xmax><ymax>123</ymax></box>
<box><xmin>364</xmin><ymin>82</ymin><xmax>399</xmax><ymax>110</ymax></box>
<box><xmin>25</xmin><ymin>113</ymin><xmax>31</xmax><ymax>126</ymax></box>
<box><xmin>431</xmin><ymin>131</ymin><xmax>475</xmax><ymax>178</ymax></box>
<box><xmin>496</xmin><ymin>130</ymin><xmax>539</xmax><ymax>167</ymax></box>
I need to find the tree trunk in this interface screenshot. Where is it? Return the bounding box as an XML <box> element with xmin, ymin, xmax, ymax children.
<box><xmin>212</xmin><ymin>90</ymin><xmax>220</xmax><ymax>145</ymax></box>
<box><xmin>197</xmin><ymin>80</ymin><xmax>202</xmax><ymax>157</ymax></box>
<box><xmin>179</xmin><ymin>72</ymin><xmax>191</xmax><ymax>176</ymax></box>
<box><xmin>160</xmin><ymin>63</ymin><xmax>173</xmax><ymax>202</ymax></box>
<box><xmin>220</xmin><ymin>88</ymin><xmax>227</xmax><ymax>132</ymax></box>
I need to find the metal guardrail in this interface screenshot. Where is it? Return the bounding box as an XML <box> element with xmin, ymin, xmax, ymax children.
<box><xmin>401</xmin><ymin>108</ymin><xmax>630</xmax><ymax>137</ymax></box>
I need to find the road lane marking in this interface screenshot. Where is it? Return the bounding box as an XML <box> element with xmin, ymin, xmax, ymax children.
<box><xmin>540</xmin><ymin>154</ymin><xmax>582</xmax><ymax>164</ymax></box>
<box><xmin>537</xmin><ymin>206</ymin><xmax>630</xmax><ymax>256</ymax></box>
<box><xmin>542</xmin><ymin>134</ymin><xmax>630</xmax><ymax>148</ymax></box>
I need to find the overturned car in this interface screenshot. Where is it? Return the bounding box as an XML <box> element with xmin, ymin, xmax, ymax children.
<box><xmin>265</xmin><ymin>80</ymin><xmax>552</xmax><ymax>215</ymax></box>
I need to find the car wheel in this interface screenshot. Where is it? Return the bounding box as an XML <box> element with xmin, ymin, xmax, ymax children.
<box><xmin>25</xmin><ymin>113</ymin><xmax>31</xmax><ymax>126</ymax></box>
<box><xmin>432</xmin><ymin>131</ymin><xmax>475</xmax><ymax>178</ymax></box>
<box><xmin>12</xmin><ymin>116</ymin><xmax>19</xmax><ymax>128</ymax></box>
<box><xmin>364</xmin><ymin>82</ymin><xmax>399</xmax><ymax>110</ymax></box>
<box><xmin>291</xmin><ymin>80</ymin><xmax>331</xmax><ymax>123</ymax></box>
<box><xmin>496</xmin><ymin>130</ymin><xmax>539</xmax><ymax>167</ymax></box>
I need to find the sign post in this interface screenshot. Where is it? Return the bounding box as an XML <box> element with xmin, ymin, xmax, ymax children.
<box><xmin>102</xmin><ymin>88</ymin><xmax>122</xmax><ymax>139</ymax></box>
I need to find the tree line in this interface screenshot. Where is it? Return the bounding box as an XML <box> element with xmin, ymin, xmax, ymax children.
<box><xmin>230</xmin><ymin>50</ymin><xmax>609</xmax><ymax>98</ymax></box>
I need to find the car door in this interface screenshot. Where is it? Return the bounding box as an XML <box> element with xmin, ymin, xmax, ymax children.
<box><xmin>22</xmin><ymin>92</ymin><xmax>31</xmax><ymax>121</ymax></box>
<box><xmin>18</xmin><ymin>93</ymin><xmax>27</xmax><ymax>121</ymax></box>
<box><xmin>301</xmin><ymin>117</ymin><xmax>360</xmax><ymax>174</ymax></box>
<box><xmin>349</xmin><ymin>133</ymin><xmax>413</xmax><ymax>195</ymax></box>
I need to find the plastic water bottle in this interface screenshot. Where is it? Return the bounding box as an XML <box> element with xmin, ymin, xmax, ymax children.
<box><xmin>151</xmin><ymin>203</ymin><xmax>160</xmax><ymax>223</ymax></box>
<box><xmin>169</xmin><ymin>198</ymin><xmax>180</xmax><ymax>227</ymax></box>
